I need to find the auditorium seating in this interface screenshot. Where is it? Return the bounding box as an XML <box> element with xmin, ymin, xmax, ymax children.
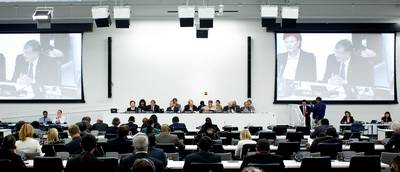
<box><xmin>33</xmin><ymin>157</ymin><xmax>63</xmax><ymax>172</ymax></box>
<box><xmin>349</xmin><ymin>155</ymin><xmax>381</xmax><ymax>172</ymax></box>
<box><xmin>190</xmin><ymin>162</ymin><xmax>224</xmax><ymax>172</ymax></box>
<box><xmin>300</xmin><ymin>157</ymin><xmax>331</xmax><ymax>170</ymax></box>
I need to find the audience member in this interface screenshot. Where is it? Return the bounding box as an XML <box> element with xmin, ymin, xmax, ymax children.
<box><xmin>65</xmin><ymin>124</ymin><xmax>82</xmax><ymax>154</ymax></box>
<box><xmin>91</xmin><ymin>119</ymin><xmax>108</xmax><ymax>131</ymax></box>
<box><xmin>242</xmin><ymin>167</ymin><xmax>264</xmax><ymax>172</ymax></box>
<box><xmin>382</xmin><ymin>111</ymin><xmax>393</xmax><ymax>123</ymax></box>
<box><xmin>150</xmin><ymin>115</ymin><xmax>161</xmax><ymax>129</ymax></box>
<box><xmin>310</xmin><ymin>118</ymin><xmax>330</xmax><ymax>138</ymax></box>
<box><xmin>169</xmin><ymin>116</ymin><xmax>188</xmax><ymax>133</ymax></box>
<box><xmin>240</xmin><ymin>138</ymin><xmax>284</xmax><ymax>170</ymax></box>
<box><xmin>199</xmin><ymin>117</ymin><xmax>220</xmax><ymax>134</ymax></box>
<box><xmin>39</xmin><ymin>110</ymin><xmax>52</xmax><ymax>124</ymax></box>
<box><xmin>76</xmin><ymin>116</ymin><xmax>92</xmax><ymax>133</ymax></box>
<box><xmin>385</xmin><ymin>121</ymin><xmax>400</xmax><ymax>152</ymax></box>
<box><xmin>184</xmin><ymin>99</ymin><xmax>198</xmax><ymax>112</ymax></box>
<box><xmin>106</xmin><ymin>125</ymin><xmax>133</xmax><ymax>153</ymax></box>
<box><xmin>141</xmin><ymin>117</ymin><xmax>149</xmax><ymax>129</ymax></box>
<box><xmin>156</xmin><ymin>124</ymin><xmax>185</xmax><ymax>151</ymax></box>
<box><xmin>54</xmin><ymin>109</ymin><xmax>65</xmax><ymax>124</ymax></box>
<box><xmin>183</xmin><ymin>136</ymin><xmax>221</xmax><ymax>172</ymax></box>
<box><xmin>127</xmin><ymin>100</ymin><xmax>138</xmax><ymax>112</ymax></box>
<box><xmin>141</xmin><ymin>120</ymin><xmax>160</xmax><ymax>136</ymax></box>
<box><xmin>148</xmin><ymin>134</ymin><xmax>168</xmax><ymax>167</ymax></box>
<box><xmin>138</xmin><ymin>99</ymin><xmax>148</xmax><ymax>113</ymax></box>
<box><xmin>390</xmin><ymin>156</ymin><xmax>400</xmax><ymax>172</ymax></box>
<box><xmin>105</xmin><ymin>117</ymin><xmax>120</xmax><ymax>134</ymax></box>
<box><xmin>15</xmin><ymin>124</ymin><xmax>42</xmax><ymax>154</ymax></box>
<box><xmin>0</xmin><ymin>135</ymin><xmax>26</xmax><ymax>169</ymax></box>
<box><xmin>235</xmin><ymin>129</ymin><xmax>256</xmax><ymax>159</ymax></box>
<box><xmin>131</xmin><ymin>159</ymin><xmax>156</xmax><ymax>172</ymax></box>
<box><xmin>30</xmin><ymin>121</ymin><xmax>41</xmax><ymax>138</ymax></box>
<box><xmin>147</xmin><ymin>100</ymin><xmax>161</xmax><ymax>113</ymax></box>
<box><xmin>46</xmin><ymin>128</ymin><xmax>63</xmax><ymax>144</ymax></box>
<box><xmin>215</xmin><ymin>100</ymin><xmax>223</xmax><ymax>113</ymax></box>
<box><xmin>340</xmin><ymin>111</ymin><xmax>355</xmax><ymax>124</ymax></box>
<box><xmin>308</xmin><ymin>127</ymin><xmax>341</xmax><ymax>152</ymax></box>
<box><xmin>126</xmin><ymin>116</ymin><xmax>139</xmax><ymax>135</ymax></box>
<box><xmin>65</xmin><ymin>134</ymin><xmax>104</xmax><ymax>172</ymax></box>
<box><xmin>118</xmin><ymin>133</ymin><xmax>164</xmax><ymax>172</ymax></box>
<box><xmin>13</xmin><ymin>120</ymin><xmax>26</xmax><ymax>140</ymax></box>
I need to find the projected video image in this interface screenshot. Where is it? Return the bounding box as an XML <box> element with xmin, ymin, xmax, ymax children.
<box><xmin>275</xmin><ymin>33</ymin><xmax>395</xmax><ymax>101</ymax></box>
<box><xmin>0</xmin><ymin>33</ymin><xmax>82</xmax><ymax>100</ymax></box>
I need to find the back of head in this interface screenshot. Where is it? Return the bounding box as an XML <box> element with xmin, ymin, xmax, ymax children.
<box><xmin>172</xmin><ymin>116</ymin><xmax>179</xmax><ymax>123</ymax></box>
<box><xmin>133</xmin><ymin>133</ymin><xmax>149</xmax><ymax>152</ymax></box>
<box><xmin>240</xmin><ymin>129</ymin><xmax>252</xmax><ymax>140</ymax></box>
<box><xmin>81</xmin><ymin>134</ymin><xmax>97</xmax><ymax>152</ymax></box>
<box><xmin>82</xmin><ymin>116</ymin><xmax>91</xmax><ymax>123</ymax></box>
<box><xmin>392</xmin><ymin>121</ymin><xmax>400</xmax><ymax>133</ymax></box>
<box><xmin>205</xmin><ymin>117</ymin><xmax>212</xmax><ymax>124</ymax></box>
<box><xmin>256</xmin><ymin>138</ymin><xmax>270</xmax><ymax>152</ymax></box>
<box><xmin>128</xmin><ymin>116</ymin><xmax>135</xmax><ymax>123</ymax></box>
<box><xmin>19</xmin><ymin>124</ymin><xmax>34</xmax><ymax>141</ymax></box>
<box><xmin>150</xmin><ymin>115</ymin><xmax>158</xmax><ymax>123</ymax></box>
<box><xmin>77</xmin><ymin>121</ymin><xmax>89</xmax><ymax>132</ymax></box>
<box><xmin>1</xmin><ymin>135</ymin><xmax>16</xmax><ymax>151</ymax></box>
<box><xmin>96</xmin><ymin>119</ymin><xmax>103</xmax><ymax>124</ymax></box>
<box><xmin>31</xmin><ymin>121</ymin><xmax>40</xmax><ymax>129</ymax></box>
<box><xmin>160</xmin><ymin>124</ymin><xmax>170</xmax><ymax>133</ymax></box>
<box><xmin>391</xmin><ymin>156</ymin><xmax>400</xmax><ymax>172</ymax></box>
<box><xmin>47</xmin><ymin>128</ymin><xmax>60</xmax><ymax>144</ymax></box>
<box><xmin>131</xmin><ymin>159</ymin><xmax>156</xmax><ymax>172</ymax></box>
<box><xmin>112</xmin><ymin>117</ymin><xmax>121</xmax><ymax>127</ymax></box>
<box><xmin>321</xmin><ymin>118</ymin><xmax>329</xmax><ymax>125</ymax></box>
<box><xmin>15</xmin><ymin>121</ymin><xmax>26</xmax><ymax>132</ymax></box>
<box><xmin>68</xmin><ymin>124</ymin><xmax>81</xmax><ymax>136</ymax></box>
<box><xmin>198</xmin><ymin>136</ymin><xmax>212</xmax><ymax>151</ymax></box>
<box><xmin>242</xmin><ymin>167</ymin><xmax>264</xmax><ymax>172</ymax></box>
<box><xmin>325</xmin><ymin>127</ymin><xmax>338</xmax><ymax>138</ymax></box>
<box><xmin>117</xmin><ymin>125</ymin><xmax>129</xmax><ymax>138</ymax></box>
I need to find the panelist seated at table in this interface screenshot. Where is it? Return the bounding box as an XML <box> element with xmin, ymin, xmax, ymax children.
<box><xmin>241</xmin><ymin>100</ymin><xmax>256</xmax><ymax>113</ymax></box>
<box><xmin>340</xmin><ymin>111</ymin><xmax>355</xmax><ymax>124</ymax></box>
<box><xmin>183</xmin><ymin>136</ymin><xmax>222</xmax><ymax>172</ymax></box>
<box><xmin>384</xmin><ymin>121</ymin><xmax>400</xmax><ymax>152</ymax></box>
<box><xmin>223</xmin><ymin>101</ymin><xmax>241</xmax><ymax>113</ymax></box>
<box><xmin>54</xmin><ymin>109</ymin><xmax>65</xmax><ymax>124</ymax></box>
<box><xmin>126</xmin><ymin>100</ymin><xmax>139</xmax><ymax>112</ymax></box>
<box><xmin>183</xmin><ymin>99</ymin><xmax>198</xmax><ymax>112</ymax></box>
<box><xmin>202</xmin><ymin>100</ymin><xmax>216</xmax><ymax>113</ymax></box>
<box><xmin>308</xmin><ymin>127</ymin><xmax>342</xmax><ymax>152</ymax></box>
<box><xmin>0</xmin><ymin>135</ymin><xmax>26</xmax><ymax>169</ymax></box>
<box><xmin>166</xmin><ymin>100</ymin><xmax>180</xmax><ymax>113</ymax></box>
<box><xmin>240</xmin><ymin>138</ymin><xmax>285</xmax><ymax>170</ymax></box>
<box><xmin>137</xmin><ymin>99</ymin><xmax>148</xmax><ymax>113</ymax></box>
<box><xmin>39</xmin><ymin>110</ymin><xmax>52</xmax><ymax>125</ymax></box>
<box><xmin>381</xmin><ymin>111</ymin><xmax>393</xmax><ymax>123</ymax></box>
<box><xmin>215</xmin><ymin>100</ymin><xmax>223</xmax><ymax>113</ymax></box>
<box><xmin>147</xmin><ymin>100</ymin><xmax>161</xmax><ymax>113</ymax></box>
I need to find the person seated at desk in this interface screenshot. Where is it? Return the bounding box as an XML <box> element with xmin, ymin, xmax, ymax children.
<box><xmin>54</xmin><ymin>109</ymin><xmax>65</xmax><ymax>124</ymax></box>
<box><xmin>240</xmin><ymin>138</ymin><xmax>284</xmax><ymax>170</ymax></box>
<box><xmin>384</xmin><ymin>121</ymin><xmax>400</xmax><ymax>152</ymax></box>
<box><xmin>76</xmin><ymin>116</ymin><xmax>92</xmax><ymax>133</ymax></box>
<box><xmin>310</xmin><ymin>118</ymin><xmax>331</xmax><ymax>138</ymax></box>
<box><xmin>91</xmin><ymin>119</ymin><xmax>108</xmax><ymax>131</ymax></box>
<box><xmin>202</xmin><ymin>100</ymin><xmax>216</xmax><ymax>113</ymax></box>
<box><xmin>308</xmin><ymin>127</ymin><xmax>341</xmax><ymax>152</ymax></box>
<box><xmin>156</xmin><ymin>124</ymin><xmax>185</xmax><ymax>151</ymax></box>
<box><xmin>141</xmin><ymin>117</ymin><xmax>149</xmax><ymax>129</ymax></box>
<box><xmin>105</xmin><ymin>117</ymin><xmax>120</xmax><ymax>134</ymax></box>
<box><xmin>65</xmin><ymin>124</ymin><xmax>82</xmax><ymax>155</ymax></box>
<box><xmin>126</xmin><ymin>100</ymin><xmax>139</xmax><ymax>112</ymax></box>
<box><xmin>184</xmin><ymin>99</ymin><xmax>198</xmax><ymax>112</ymax></box>
<box><xmin>235</xmin><ymin>129</ymin><xmax>256</xmax><ymax>159</ymax></box>
<box><xmin>149</xmin><ymin>115</ymin><xmax>161</xmax><ymax>129</ymax></box>
<box><xmin>42</xmin><ymin>128</ymin><xmax>64</xmax><ymax>156</ymax></box>
<box><xmin>13</xmin><ymin>120</ymin><xmax>26</xmax><ymax>140</ymax></box>
<box><xmin>199</xmin><ymin>117</ymin><xmax>220</xmax><ymax>134</ymax></box>
<box><xmin>0</xmin><ymin>135</ymin><xmax>26</xmax><ymax>169</ymax></box>
<box><xmin>65</xmin><ymin>134</ymin><xmax>104</xmax><ymax>172</ymax></box>
<box><xmin>141</xmin><ymin>120</ymin><xmax>160</xmax><ymax>136</ymax></box>
<box><xmin>215</xmin><ymin>100</ymin><xmax>223</xmax><ymax>113</ymax></box>
<box><xmin>223</xmin><ymin>100</ymin><xmax>241</xmax><ymax>113</ymax></box>
<box><xmin>241</xmin><ymin>100</ymin><xmax>256</xmax><ymax>113</ymax></box>
<box><xmin>131</xmin><ymin>159</ymin><xmax>157</xmax><ymax>172</ymax></box>
<box><xmin>148</xmin><ymin>134</ymin><xmax>168</xmax><ymax>167</ymax></box>
<box><xmin>118</xmin><ymin>133</ymin><xmax>164</xmax><ymax>172</ymax></box>
<box><xmin>183</xmin><ymin>136</ymin><xmax>221</xmax><ymax>172</ymax></box>
<box><xmin>106</xmin><ymin>125</ymin><xmax>133</xmax><ymax>153</ymax></box>
<box><xmin>172</xmin><ymin>98</ymin><xmax>182</xmax><ymax>112</ymax></box>
<box><xmin>382</xmin><ymin>111</ymin><xmax>393</xmax><ymax>123</ymax></box>
<box><xmin>147</xmin><ymin>100</ymin><xmax>161</xmax><ymax>113</ymax></box>
<box><xmin>126</xmin><ymin>116</ymin><xmax>139</xmax><ymax>135</ymax></box>
<box><xmin>166</xmin><ymin>100</ymin><xmax>179</xmax><ymax>113</ymax></box>
<box><xmin>340</xmin><ymin>111</ymin><xmax>355</xmax><ymax>124</ymax></box>
<box><xmin>30</xmin><ymin>121</ymin><xmax>41</xmax><ymax>138</ymax></box>
<box><xmin>198</xmin><ymin>101</ymin><xmax>206</xmax><ymax>113</ymax></box>
<box><xmin>169</xmin><ymin>116</ymin><xmax>188</xmax><ymax>133</ymax></box>
<box><xmin>39</xmin><ymin>110</ymin><xmax>52</xmax><ymax>124</ymax></box>
<box><xmin>15</xmin><ymin>124</ymin><xmax>42</xmax><ymax>155</ymax></box>
<box><xmin>138</xmin><ymin>99</ymin><xmax>148</xmax><ymax>113</ymax></box>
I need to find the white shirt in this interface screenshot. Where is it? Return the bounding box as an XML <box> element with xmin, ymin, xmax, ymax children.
<box><xmin>282</xmin><ymin>50</ymin><xmax>300</xmax><ymax>80</ymax></box>
<box><xmin>16</xmin><ymin>137</ymin><xmax>42</xmax><ymax>154</ymax></box>
<box><xmin>342</xmin><ymin>58</ymin><xmax>350</xmax><ymax>82</ymax></box>
<box><xmin>55</xmin><ymin>116</ymin><xmax>65</xmax><ymax>124</ymax></box>
<box><xmin>235</xmin><ymin>139</ymin><xmax>257</xmax><ymax>158</ymax></box>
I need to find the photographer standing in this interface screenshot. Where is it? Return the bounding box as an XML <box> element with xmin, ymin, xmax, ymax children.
<box><xmin>311</xmin><ymin>97</ymin><xmax>326</xmax><ymax>127</ymax></box>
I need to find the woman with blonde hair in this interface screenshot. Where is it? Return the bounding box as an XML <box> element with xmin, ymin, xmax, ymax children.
<box><xmin>15</xmin><ymin>124</ymin><xmax>42</xmax><ymax>154</ymax></box>
<box><xmin>235</xmin><ymin>129</ymin><xmax>256</xmax><ymax>159</ymax></box>
<box><xmin>47</xmin><ymin>128</ymin><xmax>63</xmax><ymax>144</ymax></box>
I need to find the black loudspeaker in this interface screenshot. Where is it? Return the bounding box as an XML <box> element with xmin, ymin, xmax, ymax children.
<box><xmin>107</xmin><ymin>37</ymin><xmax>112</xmax><ymax>98</ymax></box>
<box><xmin>261</xmin><ymin>18</ymin><xmax>276</xmax><ymax>27</ymax></box>
<box><xmin>110</xmin><ymin>108</ymin><xmax>118</xmax><ymax>113</ymax></box>
<box><xmin>196</xmin><ymin>30</ymin><xmax>208</xmax><ymax>38</ymax></box>
<box><xmin>115</xmin><ymin>19</ymin><xmax>130</xmax><ymax>28</ymax></box>
<box><xmin>247</xmin><ymin>36</ymin><xmax>252</xmax><ymax>98</ymax></box>
<box><xmin>95</xmin><ymin>17</ymin><xmax>112</xmax><ymax>27</ymax></box>
<box><xmin>180</xmin><ymin>18</ymin><xmax>194</xmax><ymax>27</ymax></box>
<box><xmin>282</xmin><ymin>19</ymin><xmax>297</xmax><ymax>28</ymax></box>
<box><xmin>199</xmin><ymin>19</ymin><xmax>213</xmax><ymax>28</ymax></box>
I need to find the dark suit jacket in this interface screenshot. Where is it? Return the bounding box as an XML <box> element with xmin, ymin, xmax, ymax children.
<box><xmin>106</xmin><ymin>137</ymin><xmax>133</xmax><ymax>153</ymax></box>
<box><xmin>310</xmin><ymin>125</ymin><xmax>331</xmax><ymax>139</ymax></box>
<box><xmin>126</xmin><ymin>107</ymin><xmax>138</xmax><ymax>112</ymax></box>
<box><xmin>0</xmin><ymin>150</ymin><xmax>26</xmax><ymax>169</ymax></box>
<box><xmin>148</xmin><ymin>147</ymin><xmax>168</xmax><ymax>167</ymax></box>
<box><xmin>65</xmin><ymin>137</ymin><xmax>82</xmax><ymax>154</ymax></box>
<box><xmin>170</xmin><ymin>123</ymin><xmax>189</xmax><ymax>133</ymax></box>
<box><xmin>166</xmin><ymin>106</ymin><xmax>179</xmax><ymax>113</ymax></box>
<box><xmin>137</xmin><ymin>105</ymin><xmax>148</xmax><ymax>113</ymax></box>
<box><xmin>12</xmin><ymin>54</ymin><xmax>61</xmax><ymax>85</ymax></box>
<box><xmin>105</xmin><ymin>126</ymin><xmax>118</xmax><ymax>134</ymax></box>
<box><xmin>118</xmin><ymin>152</ymin><xmax>164</xmax><ymax>172</ymax></box>
<box><xmin>65</xmin><ymin>153</ymin><xmax>104</xmax><ymax>172</ymax></box>
<box><xmin>385</xmin><ymin>132</ymin><xmax>400</xmax><ymax>152</ymax></box>
<box><xmin>183</xmin><ymin>151</ymin><xmax>221</xmax><ymax>172</ymax></box>
<box><xmin>91</xmin><ymin>123</ymin><xmax>108</xmax><ymax>131</ymax></box>
<box><xmin>126</xmin><ymin>122</ymin><xmax>139</xmax><ymax>135</ymax></box>
<box><xmin>146</xmin><ymin>105</ymin><xmax>161</xmax><ymax>113</ymax></box>
<box><xmin>184</xmin><ymin>105</ymin><xmax>198</xmax><ymax>112</ymax></box>
<box><xmin>240</xmin><ymin>152</ymin><xmax>284</xmax><ymax>170</ymax></box>
<box><xmin>277</xmin><ymin>50</ymin><xmax>317</xmax><ymax>82</ymax></box>
<box><xmin>199</xmin><ymin>124</ymin><xmax>220</xmax><ymax>134</ymax></box>
<box><xmin>0</xmin><ymin>53</ymin><xmax>5</xmax><ymax>81</ymax></box>
<box><xmin>299</xmin><ymin>105</ymin><xmax>311</xmax><ymax>127</ymax></box>
<box><xmin>309</xmin><ymin>137</ymin><xmax>342</xmax><ymax>153</ymax></box>
<box><xmin>323</xmin><ymin>54</ymin><xmax>373</xmax><ymax>86</ymax></box>
<box><xmin>340</xmin><ymin>116</ymin><xmax>354</xmax><ymax>124</ymax></box>
<box><xmin>223</xmin><ymin>105</ymin><xmax>241</xmax><ymax>113</ymax></box>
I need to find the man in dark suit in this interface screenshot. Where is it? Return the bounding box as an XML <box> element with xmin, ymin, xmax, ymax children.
<box><xmin>323</xmin><ymin>39</ymin><xmax>373</xmax><ymax>87</ymax></box>
<box><xmin>240</xmin><ymin>138</ymin><xmax>284</xmax><ymax>170</ymax></box>
<box><xmin>169</xmin><ymin>116</ymin><xmax>188</xmax><ymax>133</ymax></box>
<box><xmin>310</xmin><ymin>118</ymin><xmax>331</xmax><ymax>139</ymax></box>
<box><xmin>156</xmin><ymin>124</ymin><xmax>185</xmax><ymax>151</ymax></box>
<box><xmin>118</xmin><ymin>133</ymin><xmax>164</xmax><ymax>172</ymax></box>
<box><xmin>277</xmin><ymin>33</ymin><xmax>317</xmax><ymax>82</ymax></box>
<box><xmin>91</xmin><ymin>119</ymin><xmax>108</xmax><ymax>131</ymax></box>
<box><xmin>184</xmin><ymin>99</ymin><xmax>198</xmax><ymax>112</ymax></box>
<box><xmin>65</xmin><ymin>124</ymin><xmax>82</xmax><ymax>155</ymax></box>
<box><xmin>223</xmin><ymin>101</ymin><xmax>241</xmax><ymax>113</ymax></box>
<box><xmin>299</xmin><ymin>100</ymin><xmax>311</xmax><ymax>128</ymax></box>
<box><xmin>125</xmin><ymin>116</ymin><xmax>138</xmax><ymax>135</ymax></box>
<box><xmin>147</xmin><ymin>100</ymin><xmax>161</xmax><ymax>113</ymax></box>
<box><xmin>106</xmin><ymin>125</ymin><xmax>133</xmax><ymax>153</ymax></box>
<box><xmin>148</xmin><ymin>134</ymin><xmax>168</xmax><ymax>167</ymax></box>
<box><xmin>0</xmin><ymin>53</ymin><xmax>5</xmax><ymax>81</ymax></box>
<box><xmin>183</xmin><ymin>136</ymin><xmax>221</xmax><ymax>172</ymax></box>
<box><xmin>166</xmin><ymin>100</ymin><xmax>179</xmax><ymax>113</ymax></box>
<box><xmin>11</xmin><ymin>40</ymin><xmax>61</xmax><ymax>90</ymax></box>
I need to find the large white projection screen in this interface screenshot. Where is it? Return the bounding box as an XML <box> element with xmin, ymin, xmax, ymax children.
<box><xmin>0</xmin><ymin>33</ymin><xmax>83</xmax><ymax>101</ymax></box>
<box><xmin>275</xmin><ymin>33</ymin><xmax>395</xmax><ymax>102</ymax></box>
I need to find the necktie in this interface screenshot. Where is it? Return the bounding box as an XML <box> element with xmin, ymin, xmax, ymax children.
<box><xmin>339</xmin><ymin>62</ymin><xmax>345</xmax><ymax>79</ymax></box>
<box><xmin>28</xmin><ymin>63</ymin><xmax>33</xmax><ymax>78</ymax></box>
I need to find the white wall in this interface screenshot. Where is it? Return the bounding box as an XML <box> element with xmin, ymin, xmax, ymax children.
<box><xmin>0</xmin><ymin>19</ymin><xmax>399</xmax><ymax>130</ymax></box>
